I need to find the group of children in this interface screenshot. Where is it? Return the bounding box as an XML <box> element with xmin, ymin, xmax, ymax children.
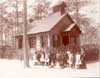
<box><xmin>33</xmin><ymin>46</ymin><xmax>87</xmax><ymax>69</ymax></box>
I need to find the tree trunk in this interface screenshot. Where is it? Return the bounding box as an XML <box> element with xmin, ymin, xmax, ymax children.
<box><xmin>0</xmin><ymin>5</ymin><xmax>3</xmax><ymax>46</ymax></box>
<box><xmin>23</xmin><ymin>0</ymin><xmax>30</xmax><ymax>67</ymax></box>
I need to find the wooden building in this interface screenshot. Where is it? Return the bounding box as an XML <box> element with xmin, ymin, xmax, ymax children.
<box><xmin>16</xmin><ymin>2</ymin><xmax>81</xmax><ymax>52</ymax></box>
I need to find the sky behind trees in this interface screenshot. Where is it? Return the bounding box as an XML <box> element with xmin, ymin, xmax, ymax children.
<box><xmin>0</xmin><ymin>0</ymin><xmax>99</xmax><ymax>24</ymax></box>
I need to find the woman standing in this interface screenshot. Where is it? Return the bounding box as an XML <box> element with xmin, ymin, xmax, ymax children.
<box><xmin>67</xmin><ymin>49</ymin><xmax>73</xmax><ymax>68</ymax></box>
<box><xmin>80</xmin><ymin>48</ymin><xmax>87</xmax><ymax>69</ymax></box>
<box><xmin>48</xmin><ymin>47</ymin><xmax>56</xmax><ymax>67</ymax></box>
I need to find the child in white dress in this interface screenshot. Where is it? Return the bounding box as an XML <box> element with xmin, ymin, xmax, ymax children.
<box><xmin>67</xmin><ymin>50</ymin><xmax>73</xmax><ymax>68</ymax></box>
<box><xmin>75</xmin><ymin>52</ymin><xmax>82</xmax><ymax>68</ymax></box>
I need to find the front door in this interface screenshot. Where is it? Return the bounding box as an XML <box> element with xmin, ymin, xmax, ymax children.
<box><xmin>62</xmin><ymin>36</ymin><xmax>69</xmax><ymax>46</ymax></box>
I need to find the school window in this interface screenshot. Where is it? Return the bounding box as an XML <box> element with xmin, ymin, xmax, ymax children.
<box><xmin>18</xmin><ymin>37</ymin><xmax>23</xmax><ymax>49</ymax></box>
<box><xmin>28</xmin><ymin>37</ymin><xmax>36</xmax><ymax>48</ymax></box>
<box><xmin>40</xmin><ymin>35</ymin><xmax>47</xmax><ymax>48</ymax></box>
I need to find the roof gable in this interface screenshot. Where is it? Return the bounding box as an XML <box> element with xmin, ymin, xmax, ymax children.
<box><xmin>64</xmin><ymin>23</ymin><xmax>81</xmax><ymax>34</ymax></box>
<box><xmin>65</xmin><ymin>23</ymin><xmax>76</xmax><ymax>32</ymax></box>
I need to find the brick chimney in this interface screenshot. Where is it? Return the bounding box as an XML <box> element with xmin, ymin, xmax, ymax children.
<box><xmin>53</xmin><ymin>2</ymin><xmax>66</xmax><ymax>15</ymax></box>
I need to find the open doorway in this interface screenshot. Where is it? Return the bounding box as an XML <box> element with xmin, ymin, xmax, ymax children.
<box><xmin>62</xmin><ymin>36</ymin><xmax>69</xmax><ymax>46</ymax></box>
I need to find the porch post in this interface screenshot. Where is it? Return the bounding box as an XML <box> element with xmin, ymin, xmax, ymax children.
<box><xmin>49</xmin><ymin>34</ymin><xmax>53</xmax><ymax>48</ymax></box>
<box><xmin>69</xmin><ymin>34</ymin><xmax>71</xmax><ymax>45</ymax></box>
<box><xmin>60</xmin><ymin>34</ymin><xmax>63</xmax><ymax>46</ymax></box>
<box><xmin>47</xmin><ymin>34</ymin><xmax>50</xmax><ymax>48</ymax></box>
<box><xmin>77</xmin><ymin>36</ymin><xmax>80</xmax><ymax>46</ymax></box>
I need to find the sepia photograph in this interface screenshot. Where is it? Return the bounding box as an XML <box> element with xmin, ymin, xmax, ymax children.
<box><xmin>0</xmin><ymin>0</ymin><xmax>100</xmax><ymax>78</ymax></box>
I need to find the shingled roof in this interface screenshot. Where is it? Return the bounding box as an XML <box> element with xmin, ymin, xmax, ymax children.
<box><xmin>28</xmin><ymin>12</ymin><xmax>66</xmax><ymax>34</ymax></box>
